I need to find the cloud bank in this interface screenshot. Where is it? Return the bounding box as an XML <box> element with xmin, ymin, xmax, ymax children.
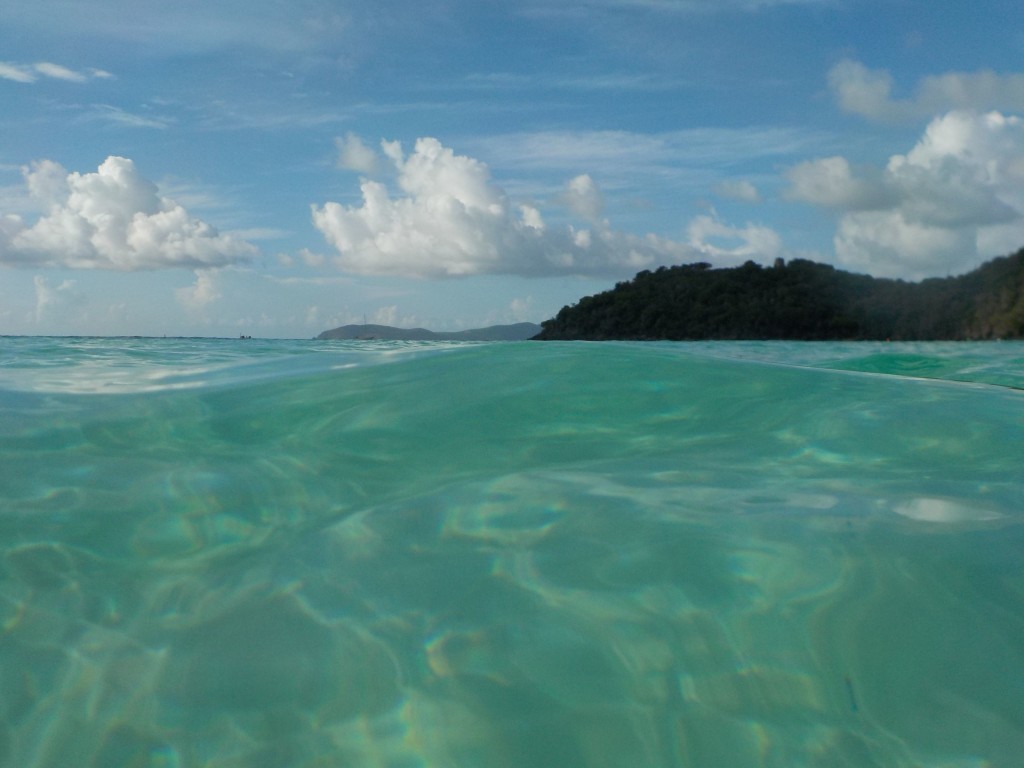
<box><xmin>787</xmin><ymin>110</ymin><xmax>1024</xmax><ymax>277</ymax></box>
<box><xmin>471</xmin><ymin>126</ymin><xmax>820</xmax><ymax>175</ymax></box>
<box><xmin>313</xmin><ymin>136</ymin><xmax>724</xmax><ymax>278</ymax></box>
<box><xmin>0</xmin><ymin>157</ymin><xmax>257</xmax><ymax>270</ymax></box>
<box><xmin>829</xmin><ymin>59</ymin><xmax>1024</xmax><ymax>123</ymax></box>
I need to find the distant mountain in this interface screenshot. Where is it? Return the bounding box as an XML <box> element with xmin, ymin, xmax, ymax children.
<box><xmin>533</xmin><ymin>250</ymin><xmax>1024</xmax><ymax>341</ymax></box>
<box><xmin>316</xmin><ymin>322</ymin><xmax>541</xmax><ymax>341</ymax></box>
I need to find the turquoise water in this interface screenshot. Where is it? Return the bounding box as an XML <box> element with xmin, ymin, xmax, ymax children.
<box><xmin>0</xmin><ymin>337</ymin><xmax>1022</xmax><ymax>768</ymax></box>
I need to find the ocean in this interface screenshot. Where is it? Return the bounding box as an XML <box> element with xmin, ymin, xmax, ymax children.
<box><xmin>0</xmin><ymin>337</ymin><xmax>1021</xmax><ymax>768</ymax></box>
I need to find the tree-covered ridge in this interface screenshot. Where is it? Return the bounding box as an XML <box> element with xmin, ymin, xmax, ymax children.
<box><xmin>317</xmin><ymin>322</ymin><xmax>541</xmax><ymax>341</ymax></box>
<box><xmin>534</xmin><ymin>249</ymin><xmax>1024</xmax><ymax>341</ymax></box>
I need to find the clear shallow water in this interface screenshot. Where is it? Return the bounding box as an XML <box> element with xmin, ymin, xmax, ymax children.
<box><xmin>0</xmin><ymin>337</ymin><xmax>1022</xmax><ymax>768</ymax></box>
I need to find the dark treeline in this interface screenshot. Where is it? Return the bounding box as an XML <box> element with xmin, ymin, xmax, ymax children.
<box><xmin>534</xmin><ymin>249</ymin><xmax>1024</xmax><ymax>341</ymax></box>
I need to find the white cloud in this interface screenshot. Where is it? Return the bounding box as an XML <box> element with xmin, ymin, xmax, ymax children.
<box><xmin>833</xmin><ymin>211</ymin><xmax>974</xmax><ymax>278</ymax></box>
<box><xmin>713</xmin><ymin>179</ymin><xmax>761</xmax><ymax>203</ymax></box>
<box><xmin>0</xmin><ymin>61</ymin><xmax>112</xmax><ymax>84</ymax></box>
<box><xmin>0</xmin><ymin>156</ymin><xmax>257</xmax><ymax>270</ymax></box>
<box><xmin>687</xmin><ymin>214</ymin><xmax>782</xmax><ymax>263</ymax></box>
<box><xmin>519</xmin><ymin>204</ymin><xmax>545</xmax><ymax>230</ymax></box>
<box><xmin>336</xmin><ymin>132</ymin><xmax>379</xmax><ymax>174</ymax></box>
<box><xmin>787</xmin><ymin>111</ymin><xmax>1024</xmax><ymax>277</ymax></box>
<box><xmin>228</xmin><ymin>227</ymin><xmax>288</xmax><ymax>241</ymax></box>
<box><xmin>33</xmin><ymin>62</ymin><xmax>88</xmax><ymax>82</ymax></box>
<box><xmin>472</xmin><ymin>127</ymin><xmax>820</xmax><ymax>175</ymax></box>
<box><xmin>82</xmin><ymin>105</ymin><xmax>171</xmax><ymax>130</ymax></box>
<box><xmin>0</xmin><ymin>63</ymin><xmax>35</xmax><ymax>83</ymax></box>
<box><xmin>564</xmin><ymin>174</ymin><xmax>604</xmax><ymax>220</ymax></box>
<box><xmin>785</xmin><ymin>157</ymin><xmax>894</xmax><ymax>210</ymax></box>
<box><xmin>33</xmin><ymin>275</ymin><xmax>86</xmax><ymax>323</ymax></box>
<box><xmin>176</xmin><ymin>270</ymin><xmax>222</xmax><ymax>311</ymax></box>
<box><xmin>828</xmin><ymin>60</ymin><xmax>897</xmax><ymax>122</ymax></box>
<box><xmin>829</xmin><ymin>59</ymin><xmax>1024</xmax><ymax>123</ymax></box>
<box><xmin>0</xmin><ymin>215</ymin><xmax>23</xmax><ymax>241</ymax></box>
<box><xmin>313</xmin><ymin>137</ymin><xmax>709</xmax><ymax>278</ymax></box>
<box><xmin>299</xmin><ymin>248</ymin><xmax>327</xmax><ymax>267</ymax></box>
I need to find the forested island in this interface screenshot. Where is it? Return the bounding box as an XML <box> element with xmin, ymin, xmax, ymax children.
<box><xmin>534</xmin><ymin>249</ymin><xmax>1024</xmax><ymax>341</ymax></box>
<box><xmin>317</xmin><ymin>322</ymin><xmax>540</xmax><ymax>341</ymax></box>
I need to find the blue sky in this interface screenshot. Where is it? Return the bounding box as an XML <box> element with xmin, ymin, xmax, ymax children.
<box><xmin>3</xmin><ymin>0</ymin><xmax>1024</xmax><ymax>337</ymax></box>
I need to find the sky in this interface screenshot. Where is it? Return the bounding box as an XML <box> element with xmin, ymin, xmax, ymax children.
<box><xmin>2</xmin><ymin>0</ymin><xmax>1024</xmax><ymax>337</ymax></box>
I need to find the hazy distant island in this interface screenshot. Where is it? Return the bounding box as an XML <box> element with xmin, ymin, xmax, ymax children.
<box><xmin>533</xmin><ymin>249</ymin><xmax>1024</xmax><ymax>341</ymax></box>
<box><xmin>317</xmin><ymin>322</ymin><xmax>541</xmax><ymax>342</ymax></box>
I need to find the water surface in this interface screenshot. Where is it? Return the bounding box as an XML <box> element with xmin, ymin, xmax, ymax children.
<box><xmin>1</xmin><ymin>338</ymin><xmax>1021</xmax><ymax>767</ymax></box>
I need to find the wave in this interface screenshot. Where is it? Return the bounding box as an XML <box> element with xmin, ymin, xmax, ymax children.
<box><xmin>3</xmin><ymin>337</ymin><xmax>1024</xmax><ymax>395</ymax></box>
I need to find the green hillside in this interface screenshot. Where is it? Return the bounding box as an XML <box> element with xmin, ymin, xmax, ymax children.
<box><xmin>534</xmin><ymin>250</ymin><xmax>1024</xmax><ymax>341</ymax></box>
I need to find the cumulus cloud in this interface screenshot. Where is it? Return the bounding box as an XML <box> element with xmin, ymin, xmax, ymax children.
<box><xmin>0</xmin><ymin>156</ymin><xmax>256</xmax><ymax>270</ymax></box>
<box><xmin>0</xmin><ymin>61</ymin><xmax>112</xmax><ymax>84</ymax></box>
<box><xmin>785</xmin><ymin>157</ymin><xmax>894</xmax><ymax>210</ymax></box>
<box><xmin>687</xmin><ymin>214</ymin><xmax>782</xmax><ymax>262</ymax></box>
<box><xmin>312</xmin><ymin>136</ymin><xmax>711</xmax><ymax>278</ymax></box>
<box><xmin>564</xmin><ymin>174</ymin><xmax>604</xmax><ymax>220</ymax></box>
<box><xmin>713</xmin><ymin>179</ymin><xmax>761</xmax><ymax>203</ymax></box>
<box><xmin>833</xmin><ymin>211</ymin><xmax>976</xmax><ymax>278</ymax></box>
<box><xmin>787</xmin><ymin>110</ymin><xmax>1024</xmax><ymax>277</ymax></box>
<box><xmin>335</xmin><ymin>132</ymin><xmax>379</xmax><ymax>174</ymax></box>
<box><xmin>829</xmin><ymin>59</ymin><xmax>1024</xmax><ymax>123</ymax></box>
<box><xmin>176</xmin><ymin>270</ymin><xmax>222</xmax><ymax>311</ymax></box>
